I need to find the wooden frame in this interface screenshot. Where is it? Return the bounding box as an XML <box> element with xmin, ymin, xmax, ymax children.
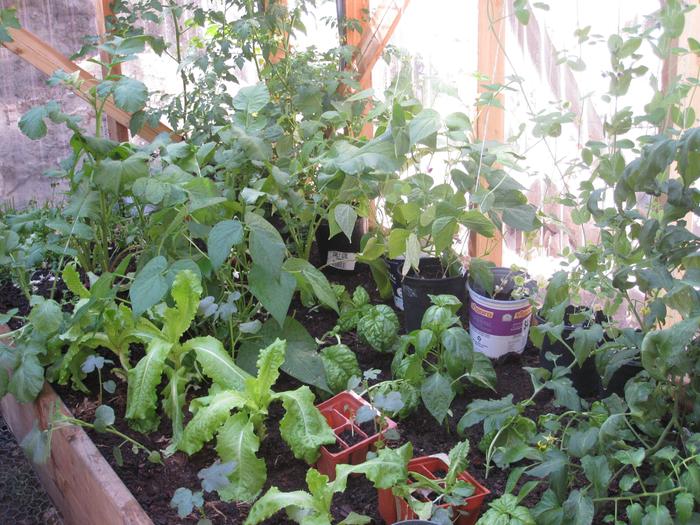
<box><xmin>0</xmin><ymin>326</ymin><xmax>151</xmax><ymax>525</ymax></box>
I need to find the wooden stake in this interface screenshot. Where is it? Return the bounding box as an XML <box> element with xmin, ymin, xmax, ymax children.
<box><xmin>94</xmin><ymin>0</ymin><xmax>130</xmax><ymax>142</ymax></box>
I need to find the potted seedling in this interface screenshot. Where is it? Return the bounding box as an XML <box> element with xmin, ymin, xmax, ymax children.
<box><xmin>531</xmin><ymin>271</ymin><xmax>607</xmax><ymax>398</ymax></box>
<box><xmin>314</xmin><ymin>379</ymin><xmax>399</xmax><ymax>480</ymax></box>
<box><xmin>378</xmin><ymin>172</ymin><xmax>495</xmax><ymax>331</ymax></box>
<box><xmin>466</xmin><ymin>259</ymin><xmax>536</xmax><ymax>358</ymax></box>
<box><xmin>377</xmin><ymin>441</ymin><xmax>489</xmax><ymax>525</ymax></box>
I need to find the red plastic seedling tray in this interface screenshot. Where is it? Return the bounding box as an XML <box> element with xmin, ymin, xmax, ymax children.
<box><xmin>314</xmin><ymin>391</ymin><xmax>398</xmax><ymax>480</ymax></box>
<box><xmin>377</xmin><ymin>456</ymin><xmax>490</xmax><ymax>525</ymax></box>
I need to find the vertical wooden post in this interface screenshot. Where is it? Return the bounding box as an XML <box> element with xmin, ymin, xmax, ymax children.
<box><xmin>344</xmin><ymin>0</ymin><xmax>374</xmax><ymax>138</ymax></box>
<box><xmin>264</xmin><ymin>0</ymin><xmax>288</xmax><ymax>64</ymax></box>
<box><xmin>469</xmin><ymin>0</ymin><xmax>504</xmax><ymax>265</ymax></box>
<box><xmin>94</xmin><ymin>0</ymin><xmax>130</xmax><ymax>142</ymax></box>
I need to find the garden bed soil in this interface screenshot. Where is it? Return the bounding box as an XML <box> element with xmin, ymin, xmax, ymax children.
<box><xmin>2</xmin><ymin>265</ymin><xmax>555</xmax><ymax>524</ymax></box>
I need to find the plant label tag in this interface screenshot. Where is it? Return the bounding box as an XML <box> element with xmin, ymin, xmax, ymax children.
<box><xmin>327</xmin><ymin>250</ymin><xmax>356</xmax><ymax>271</ymax></box>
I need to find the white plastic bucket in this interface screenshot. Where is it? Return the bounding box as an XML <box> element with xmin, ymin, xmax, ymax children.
<box><xmin>467</xmin><ymin>268</ymin><xmax>533</xmax><ymax>358</ymax></box>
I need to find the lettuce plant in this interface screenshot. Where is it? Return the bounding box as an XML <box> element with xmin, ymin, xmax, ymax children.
<box><xmin>177</xmin><ymin>338</ymin><xmax>335</xmax><ymax>502</ymax></box>
<box><xmin>244</xmin><ymin>443</ymin><xmax>413</xmax><ymax>525</ymax></box>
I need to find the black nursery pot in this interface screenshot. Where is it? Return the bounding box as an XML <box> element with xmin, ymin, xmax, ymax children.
<box><xmin>401</xmin><ymin>257</ymin><xmax>467</xmax><ymax>333</ymax></box>
<box><xmin>604</xmin><ymin>362</ymin><xmax>644</xmax><ymax>397</ymax></box>
<box><xmin>538</xmin><ymin>305</ymin><xmax>603</xmax><ymax>398</ymax></box>
<box><xmin>315</xmin><ymin>218</ymin><xmax>368</xmax><ymax>272</ymax></box>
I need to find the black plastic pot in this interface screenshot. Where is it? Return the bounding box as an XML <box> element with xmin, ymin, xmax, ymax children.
<box><xmin>537</xmin><ymin>306</ymin><xmax>603</xmax><ymax>398</ymax></box>
<box><xmin>604</xmin><ymin>362</ymin><xmax>644</xmax><ymax>396</ymax></box>
<box><xmin>385</xmin><ymin>257</ymin><xmax>406</xmax><ymax>310</ymax></box>
<box><xmin>315</xmin><ymin>218</ymin><xmax>367</xmax><ymax>272</ymax></box>
<box><xmin>401</xmin><ymin>257</ymin><xmax>467</xmax><ymax>333</ymax></box>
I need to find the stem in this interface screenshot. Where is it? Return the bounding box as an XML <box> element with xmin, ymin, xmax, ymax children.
<box><xmin>593</xmin><ymin>486</ymin><xmax>683</xmax><ymax>503</ymax></box>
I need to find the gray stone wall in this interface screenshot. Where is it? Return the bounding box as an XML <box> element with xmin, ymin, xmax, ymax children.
<box><xmin>0</xmin><ymin>0</ymin><xmax>99</xmax><ymax>208</ymax></box>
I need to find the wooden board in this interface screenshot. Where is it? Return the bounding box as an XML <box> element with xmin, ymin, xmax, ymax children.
<box><xmin>0</xmin><ymin>327</ymin><xmax>152</xmax><ymax>525</ymax></box>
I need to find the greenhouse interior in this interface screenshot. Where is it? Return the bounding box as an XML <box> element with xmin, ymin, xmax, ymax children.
<box><xmin>1</xmin><ymin>1</ymin><xmax>699</xmax><ymax>524</ymax></box>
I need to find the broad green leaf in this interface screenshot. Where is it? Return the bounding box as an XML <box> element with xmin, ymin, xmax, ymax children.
<box><xmin>572</xmin><ymin>325</ymin><xmax>603</xmax><ymax>366</ymax></box>
<box><xmin>178</xmin><ymin>391</ymin><xmax>246</xmax><ymax>455</ymax></box>
<box><xmin>208</xmin><ymin>220</ymin><xmax>244</xmax><ymax>270</ymax></box>
<box><xmin>232</xmin><ymin>83</ymin><xmax>270</xmax><ymax>115</ymax></box>
<box><xmin>563</xmin><ymin>490</ymin><xmax>594</xmax><ymax>525</ymax></box>
<box><xmin>19</xmin><ymin>106</ymin><xmax>50</xmax><ymax>139</ymax></box>
<box><xmin>387</xmin><ymin>228</ymin><xmax>409</xmax><ymax>259</ymax></box>
<box><xmin>528</xmin><ymin>448</ymin><xmax>568</xmax><ymax>478</ymax></box>
<box><xmin>567</xmin><ymin>427</ymin><xmax>599</xmax><ymax>458</ymax></box>
<box><xmin>93</xmin><ymin>154</ymin><xmax>149</xmax><ymax>194</ymax></box>
<box><xmin>113</xmin><ymin>77</ymin><xmax>148</xmax><ymax>112</ymax></box>
<box><xmin>333</xmin><ymin>138</ymin><xmax>400</xmax><ymax>174</ymax></box>
<box><xmin>28</xmin><ymin>298</ymin><xmax>62</xmax><ymax>335</ymax></box>
<box><xmin>216</xmin><ymin>413</ymin><xmax>266</xmax><ymax>502</ymax></box>
<box><xmin>185</xmin><ymin>336</ymin><xmax>250</xmax><ymax>390</ymax></box>
<box><xmin>245</xmin><ymin>212</ymin><xmax>286</xmax><ymax>277</ymax></box>
<box><xmin>238</xmin><ymin>317</ymin><xmax>330</xmax><ymax>392</ymax></box>
<box><xmin>244</xmin><ymin>487</ymin><xmax>315</xmax><ymax>525</ymax></box>
<box><xmin>460</xmin><ymin>209</ymin><xmax>496</xmax><ymax>237</ymax></box>
<box><xmin>248</xmin><ymin>265</ymin><xmax>295</xmax><ymax>327</ymax></box>
<box><xmin>334</xmin><ymin>442</ymin><xmax>412</xmax><ymax>491</ymax></box>
<box><xmin>277</xmin><ymin>386</ymin><xmax>336</xmax><ymax>463</ymax></box>
<box><xmin>581</xmin><ymin>455</ymin><xmax>611</xmax><ymax>497</ymax></box>
<box><xmin>20</xmin><ymin>423</ymin><xmax>52</xmax><ymax>464</ymax></box>
<box><xmin>420</xmin><ymin>372</ymin><xmax>454</xmax><ymax>424</ymax></box>
<box><xmin>130</xmin><ymin>256</ymin><xmax>169</xmax><ymax>316</ymax></box>
<box><xmin>458</xmin><ymin>394</ymin><xmax>517</xmax><ymax>435</ymax></box>
<box><xmin>320</xmin><ymin>344</ymin><xmax>361</xmax><ymax>393</ymax></box>
<box><xmin>126</xmin><ymin>338</ymin><xmax>172</xmax><ymax>430</ymax></box>
<box><xmin>503</xmin><ymin>204</ymin><xmax>539</xmax><ymax>231</ymax></box>
<box><xmin>282</xmin><ymin>258</ymin><xmax>339</xmax><ymax>313</ymax></box>
<box><xmin>334</xmin><ymin>204</ymin><xmax>357</xmax><ymax>242</ymax></box>
<box><xmin>613</xmin><ymin>448</ymin><xmax>645</xmax><ymax>467</ymax></box>
<box><xmin>409</xmin><ymin>109</ymin><xmax>441</xmax><ymax>146</ymax></box>
<box><xmin>480</xmin><ymin>494</ymin><xmax>535</xmax><ymax>525</ymax></box>
<box><xmin>8</xmin><ymin>347</ymin><xmax>44</xmax><ymax>403</ymax></box>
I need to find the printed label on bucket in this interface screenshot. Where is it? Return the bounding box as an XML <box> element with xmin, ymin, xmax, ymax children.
<box><xmin>468</xmin><ymin>300</ymin><xmax>532</xmax><ymax>358</ymax></box>
<box><xmin>393</xmin><ymin>288</ymin><xmax>404</xmax><ymax>310</ymax></box>
<box><xmin>327</xmin><ymin>250</ymin><xmax>356</xmax><ymax>271</ymax></box>
<box><xmin>470</xmin><ymin>325</ymin><xmax>530</xmax><ymax>358</ymax></box>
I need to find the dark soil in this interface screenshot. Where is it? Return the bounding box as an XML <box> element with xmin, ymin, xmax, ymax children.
<box><xmin>1</xmin><ymin>263</ymin><xmax>555</xmax><ymax>524</ymax></box>
<box><xmin>338</xmin><ymin>427</ymin><xmax>365</xmax><ymax>447</ymax></box>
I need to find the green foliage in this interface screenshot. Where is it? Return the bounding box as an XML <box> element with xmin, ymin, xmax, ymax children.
<box><xmin>392</xmin><ymin>295</ymin><xmax>496</xmax><ymax>423</ymax></box>
<box><xmin>178</xmin><ymin>339</ymin><xmax>335</xmax><ymax>502</ymax></box>
<box><xmin>357</xmin><ymin>304</ymin><xmax>399</xmax><ymax>353</ymax></box>
<box><xmin>244</xmin><ymin>443</ymin><xmax>412</xmax><ymax>525</ymax></box>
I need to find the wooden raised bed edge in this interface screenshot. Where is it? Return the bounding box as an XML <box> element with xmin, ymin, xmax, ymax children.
<box><xmin>0</xmin><ymin>325</ymin><xmax>153</xmax><ymax>525</ymax></box>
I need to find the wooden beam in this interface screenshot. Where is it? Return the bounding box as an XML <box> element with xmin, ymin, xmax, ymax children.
<box><xmin>2</xmin><ymin>27</ymin><xmax>178</xmax><ymax>143</ymax></box>
<box><xmin>94</xmin><ymin>0</ymin><xmax>130</xmax><ymax>142</ymax></box>
<box><xmin>354</xmin><ymin>0</ymin><xmax>410</xmax><ymax>87</ymax></box>
<box><xmin>470</xmin><ymin>0</ymin><xmax>504</xmax><ymax>265</ymax></box>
